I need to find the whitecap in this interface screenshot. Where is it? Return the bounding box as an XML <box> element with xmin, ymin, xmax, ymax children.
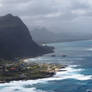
<box><xmin>0</xmin><ymin>65</ymin><xmax>92</xmax><ymax>92</ymax></box>
<box><xmin>87</xmin><ymin>48</ymin><xmax>92</xmax><ymax>51</ymax></box>
<box><xmin>0</xmin><ymin>86</ymin><xmax>47</xmax><ymax>92</ymax></box>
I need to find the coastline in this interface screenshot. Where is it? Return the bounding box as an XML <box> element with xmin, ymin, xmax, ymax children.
<box><xmin>0</xmin><ymin>59</ymin><xmax>66</xmax><ymax>83</ymax></box>
<box><xmin>0</xmin><ymin>45</ymin><xmax>56</xmax><ymax>83</ymax></box>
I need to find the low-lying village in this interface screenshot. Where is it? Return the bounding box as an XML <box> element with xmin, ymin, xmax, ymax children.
<box><xmin>0</xmin><ymin>59</ymin><xmax>66</xmax><ymax>83</ymax></box>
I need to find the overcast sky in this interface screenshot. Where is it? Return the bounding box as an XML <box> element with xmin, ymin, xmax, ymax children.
<box><xmin>0</xmin><ymin>0</ymin><xmax>92</xmax><ymax>34</ymax></box>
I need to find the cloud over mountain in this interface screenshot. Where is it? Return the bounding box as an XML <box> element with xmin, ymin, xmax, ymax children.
<box><xmin>0</xmin><ymin>0</ymin><xmax>92</xmax><ymax>34</ymax></box>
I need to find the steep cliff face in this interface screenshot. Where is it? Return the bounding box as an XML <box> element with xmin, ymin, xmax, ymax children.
<box><xmin>0</xmin><ymin>14</ymin><xmax>52</xmax><ymax>59</ymax></box>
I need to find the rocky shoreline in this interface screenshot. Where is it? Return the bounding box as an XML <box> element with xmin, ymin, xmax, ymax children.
<box><xmin>0</xmin><ymin>59</ymin><xmax>66</xmax><ymax>83</ymax></box>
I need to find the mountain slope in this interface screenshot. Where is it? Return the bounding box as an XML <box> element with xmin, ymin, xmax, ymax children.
<box><xmin>0</xmin><ymin>14</ymin><xmax>52</xmax><ymax>59</ymax></box>
<box><xmin>31</xmin><ymin>27</ymin><xmax>92</xmax><ymax>43</ymax></box>
<box><xmin>31</xmin><ymin>27</ymin><xmax>57</xmax><ymax>43</ymax></box>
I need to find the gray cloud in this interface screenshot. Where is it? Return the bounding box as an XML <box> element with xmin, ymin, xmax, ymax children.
<box><xmin>0</xmin><ymin>0</ymin><xmax>92</xmax><ymax>34</ymax></box>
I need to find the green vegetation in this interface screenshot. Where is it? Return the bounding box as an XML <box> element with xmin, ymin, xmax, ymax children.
<box><xmin>0</xmin><ymin>59</ymin><xmax>66</xmax><ymax>83</ymax></box>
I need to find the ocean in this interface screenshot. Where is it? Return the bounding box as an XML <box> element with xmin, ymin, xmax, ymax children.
<box><xmin>0</xmin><ymin>40</ymin><xmax>92</xmax><ymax>92</ymax></box>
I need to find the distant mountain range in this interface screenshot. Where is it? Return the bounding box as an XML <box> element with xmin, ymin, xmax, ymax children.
<box><xmin>0</xmin><ymin>14</ymin><xmax>53</xmax><ymax>59</ymax></box>
<box><xmin>31</xmin><ymin>27</ymin><xmax>57</xmax><ymax>43</ymax></box>
<box><xmin>31</xmin><ymin>27</ymin><xmax>92</xmax><ymax>43</ymax></box>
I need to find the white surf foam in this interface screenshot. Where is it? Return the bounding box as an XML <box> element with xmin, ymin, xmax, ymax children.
<box><xmin>0</xmin><ymin>66</ymin><xmax>91</xmax><ymax>86</ymax></box>
<box><xmin>87</xmin><ymin>48</ymin><xmax>92</xmax><ymax>51</ymax></box>
<box><xmin>0</xmin><ymin>86</ymin><xmax>47</xmax><ymax>92</ymax></box>
<box><xmin>54</xmin><ymin>65</ymin><xmax>92</xmax><ymax>80</ymax></box>
<box><xmin>0</xmin><ymin>65</ymin><xmax>91</xmax><ymax>92</ymax></box>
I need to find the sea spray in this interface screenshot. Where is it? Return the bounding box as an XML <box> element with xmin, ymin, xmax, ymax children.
<box><xmin>0</xmin><ymin>65</ymin><xmax>92</xmax><ymax>91</ymax></box>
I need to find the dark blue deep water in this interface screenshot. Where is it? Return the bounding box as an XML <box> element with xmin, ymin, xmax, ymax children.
<box><xmin>0</xmin><ymin>40</ymin><xmax>92</xmax><ymax>92</ymax></box>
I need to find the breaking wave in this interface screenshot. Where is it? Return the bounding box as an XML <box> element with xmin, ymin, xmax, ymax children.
<box><xmin>0</xmin><ymin>65</ymin><xmax>91</xmax><ymax>92</ymax></box>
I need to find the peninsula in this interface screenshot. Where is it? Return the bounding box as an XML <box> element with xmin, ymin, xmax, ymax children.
<box><xmin>0</xmin><ymin>14</ymin><xmax>65</xmax><ymax>83</ymax></box>
<box><xmin>0</xmin><ymin>59</ymin><xmax>66</xmax><ymax>83</ymax></box>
